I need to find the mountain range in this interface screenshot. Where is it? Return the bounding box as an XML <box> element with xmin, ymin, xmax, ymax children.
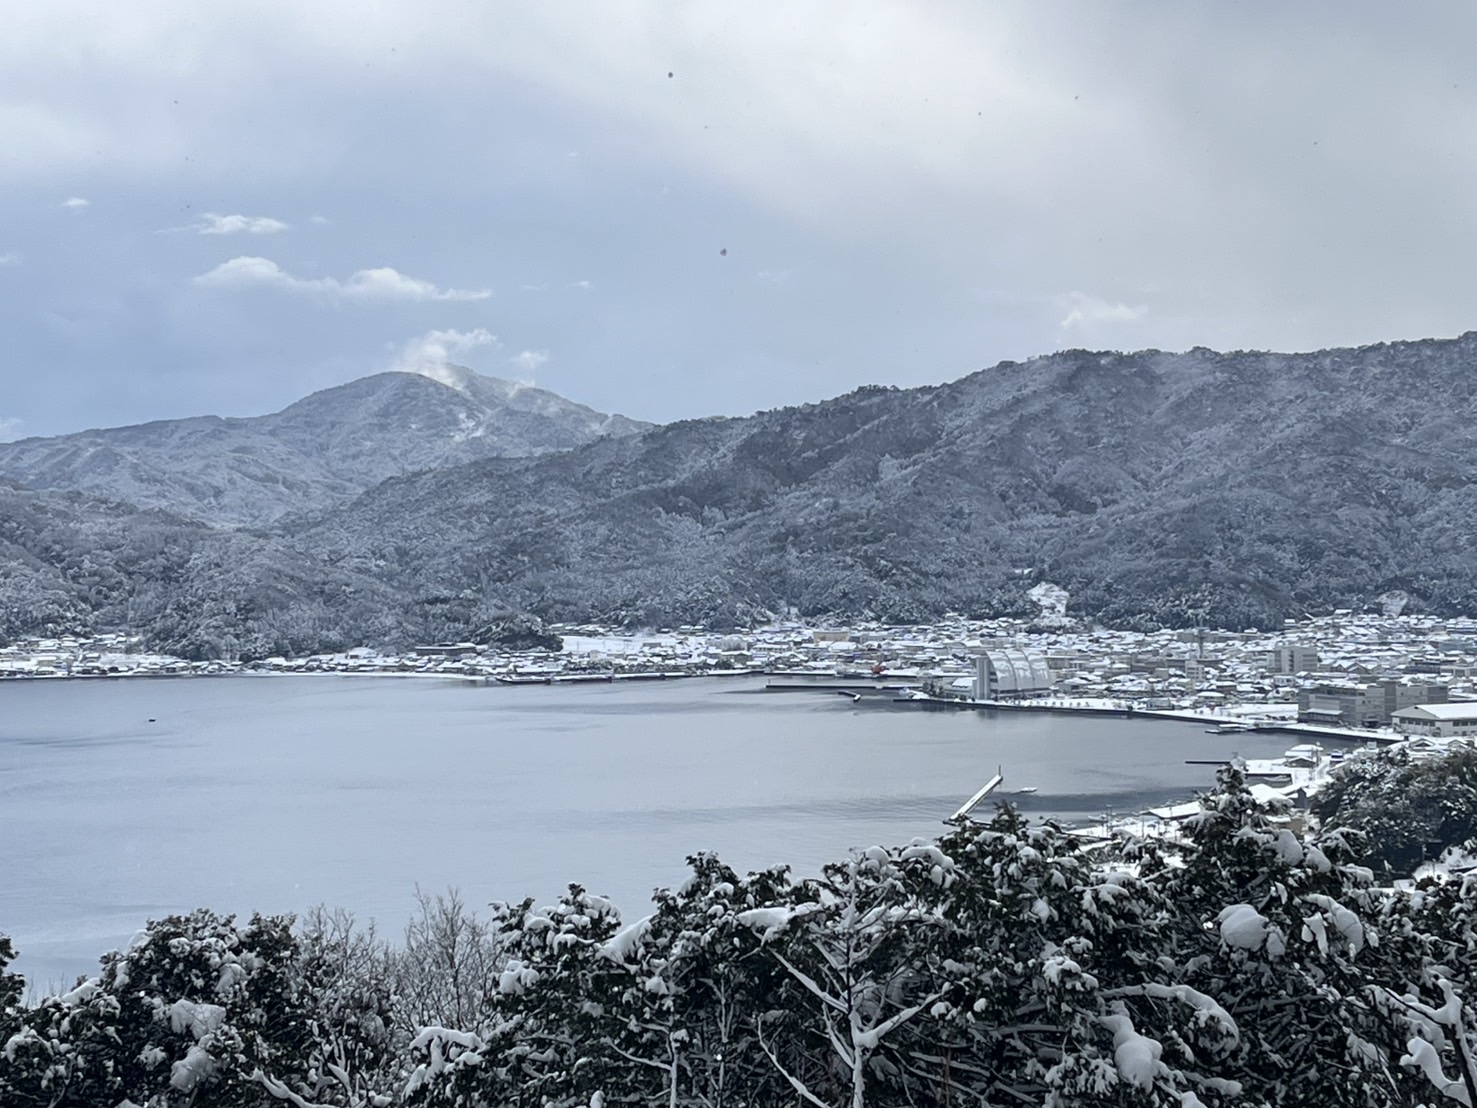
<box><xmin>0</xmin><ymin>367</ymin><xmax>649</xmax><ymax>527</ymax></box>
<box><xmin>2</xmin><ymin>337</ymin><xmax>1474</xmax><ymax>657</ymax></box>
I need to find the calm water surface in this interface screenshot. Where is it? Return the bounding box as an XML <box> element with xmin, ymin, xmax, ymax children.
<box><xmin>1</xmin><ymin>675</ymin><xmax>1299</xmax><ymax>987</ymax></box>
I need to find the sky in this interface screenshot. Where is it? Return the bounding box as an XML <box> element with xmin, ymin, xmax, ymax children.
<box><xmin>4</xmin><ymin>1</ymin><xmax>1477</xmax><ymax>439</ymax></box>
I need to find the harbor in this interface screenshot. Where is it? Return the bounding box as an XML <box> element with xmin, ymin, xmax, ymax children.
<box><xmin>4</xmin><ymin>609</ymin><xmax>1473</xmax><ymax>759</ymax></box>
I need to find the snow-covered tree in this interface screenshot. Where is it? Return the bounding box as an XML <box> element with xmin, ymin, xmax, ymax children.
<box><xmin>0</xmin><ymin>934</ymin><xmax>22</xmax><ymax>1035</ymax></box>
<box><xmin>296</xmin><ymin>905</ymin><xmax>404</xmax><ymax>1107</ymax></box>
<box><xmin>1313</xmin><ymin>746</ymin><xmax>1477</xmax><ymax>875</ymax></box>
<box><xmin>910</xmin><ymin>807</ymin><xmax>1221</xmax><ymax>1106</ymax></box>
<box><xmin>0</xmin><ymin>909</ymin><xmax>319</xmax><ymax>1107</ymax></box>
<box><xmin>1156</xmin><ymin>766</ymin><xmax>1417</xmax><ymax>1105</ymax></box>
<box><xmin>404</xmin><ymin>884</ymin><xmax>628</xmax><ymax>1108</ymax></box>
<box><xmin>731</xmin><ymin>843</ymin><xmax>951</xmax><ymax>1108</ymax></box>
<box><xmin>592</xmin><ymin>852</ymin><xmax>795</xmax><ymax>1107</ymax></box>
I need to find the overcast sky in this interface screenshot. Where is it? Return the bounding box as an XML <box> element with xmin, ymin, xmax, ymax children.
<box><xmin>4</xmin><ymin>1</ymin><xmax>1477</xmax><ymax>439</ymax></box>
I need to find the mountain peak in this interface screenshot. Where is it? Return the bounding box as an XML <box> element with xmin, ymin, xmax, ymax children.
<box><xmin>402</xmin><ymin>361</ymin><xmax>480</xmax><ymax>395</ymax></box>
<box><xmin>0</xmin><ymin>365</ymin><xmax>652</xmax><ymax>527</ymax></box>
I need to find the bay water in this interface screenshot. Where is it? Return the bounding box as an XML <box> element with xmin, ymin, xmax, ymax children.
<box><xmin>1</xmin><ymin>674</ymin><xmax>1299</xmax><ymax>989</ymax></box>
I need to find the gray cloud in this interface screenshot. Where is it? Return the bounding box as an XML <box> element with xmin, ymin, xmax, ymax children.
<box><xmin>4</xmin><ymin>2</ymin><xmax>1477</xmax><ymax>436</ymax></box>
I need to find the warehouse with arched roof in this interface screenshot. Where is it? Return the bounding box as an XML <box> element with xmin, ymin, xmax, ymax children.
<box><xmin>975</xmin><ymin>649</ymin><xmax>1054</xmax><ymax>699</ymax></box>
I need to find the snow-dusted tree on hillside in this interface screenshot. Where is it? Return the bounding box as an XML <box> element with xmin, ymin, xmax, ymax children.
<box><xmin>0</xmin><ymin>935</ymin><xmax>22</xmax><ymax>1032</ymax></box>
<box><xmin>1313</xmin><ymin>746</ymin><xmax>1477</xmax><ymax>875</ymax></box>
<box><xmin>404</xmin><ymin>884</ymin><xmax>628</xmax><ymax>1107</ymax></box>
<box><xmin>589</xmin><ymin>853</ymin><xmax>797</xmax><ymax>1107</ymax></box>
<box><xmin>907</xmin><ymin>807</ymin><xmax>1237</xmax><ymax>1106</ymax></box>
<box><xmin>733</xmin><ymin>842</ymin><xmax>953</xmax><ymax>1108</ymax></box>
<box><xmin>0</xmin><ymin>909</ymin><xmax>318</xmax><ymax>1107</ymax></box>
<box><xmin>296</xmin><ymin>906</ymin><xmax>405</xmax><ymax>1107</ymax></box>
<box><xmin>1157</xmin><ymin>765</ymin><xmax>1423</xmax><ymax>1105</ymax></box>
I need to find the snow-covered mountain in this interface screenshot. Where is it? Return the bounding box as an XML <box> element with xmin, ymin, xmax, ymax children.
<box><xmin>4</xmin><ymin>333</ymin><xmax>1477</xmax><ymax>655</ymax></box>
<box><xmin>300</xmin><ymin>335</ymin><xmax>1477</xmax><ymax>631</ymax></box>
<box><xmin>0</xmin><ymin>368</ymin><xmax>650</xmax><ymax>526</ymax></box>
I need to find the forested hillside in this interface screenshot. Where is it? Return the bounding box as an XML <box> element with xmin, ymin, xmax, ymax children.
<box><xmin>7</xmin><ymin>766</ymin><xmax>1477</xmax><ymax>1107</ymax></box>
<box><xmin>0</xmin><ymin>483</ymin><xmax>466</xmax><ymax>658</ymax></box>
<box><xmin>3</xmin><ymin>334</ymin><xmax>1477</xmax><ymax>654</ymax></box>
<box><xmin>302</xmin><ymin>335</ymin><xmax>1477</xmax><ymax>631</ymax></box>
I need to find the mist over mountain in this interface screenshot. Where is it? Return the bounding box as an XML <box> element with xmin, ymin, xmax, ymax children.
<box><xmin>0</xmin><ymin>368</ymin><xmax>650</xmax><ymax>527</ymax></box>
<box><xmin>2</xmin><ymin>335</ymin><xmax>1475</xmax><ymax>655</ymax></box>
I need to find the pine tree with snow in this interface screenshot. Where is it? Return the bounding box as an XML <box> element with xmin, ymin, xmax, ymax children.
<box><xmin>1152</xmin><ymin>765</ymin><xmax>1416</xmax><ymax>1105</ymax></box>
<box><xmin>1314</xmin><ymin>746</ymin><xmax>1477</xmax><ymax>875</ymax></box>
<box><xmin>404</xmin><ymin>884</ymin><xmax>629</xmax><ymax>1107</ymax></box>
<box><xmin>0</xmin><ymin>909</ymin><xmax>319</xmax><ymax>1107</ymax></box>
<box><xmin>592</xmin><ymin>852</ymin><xmax>796</xmax><ymax>1107</ymax></box>
<box><xmin>0</xmin><ymin>934</ymin><xmax>22</xmax><ymax>1036</ymax></box>
<box><xmin>912</xmin><ymin>806</ymin><xmax>1210</xmax><ymax>1106</ymax></box>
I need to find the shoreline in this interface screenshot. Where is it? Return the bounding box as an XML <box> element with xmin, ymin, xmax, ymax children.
<box><xmin>0</xmin><ymin>658</ymin><xmax>1414</xmax><ymax>747</ymax></box>
<box><xmin>878</xmin><ymin>691</ymin><xmax>1400</xmax><ymax>745</ymax></box>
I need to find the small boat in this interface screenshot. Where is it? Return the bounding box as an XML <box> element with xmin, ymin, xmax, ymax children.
<box><xmin>1013</xmin><ymin>786</ymin><xmax>1038</xmax><ymax>795</ymax></box>
<box><xmin>1206</xmin><ymin>722</ymin><xmax>1251</xmax><ymax>734</ymax></box>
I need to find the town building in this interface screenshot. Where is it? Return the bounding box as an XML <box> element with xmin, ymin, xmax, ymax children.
<box><xmin>1391</xmin><ymin>703</ymin><xmax>1477</xmax><ymax>738</ymax></box>
<box><xmin>1268</xmin><ymin>644</ymin><xmax>1321</xmax><ymax>674</ymax></box>
<box><xmin>1297</xmin><ymin>679</ymin><xmax>1449</xmax><ymax>727</ymax></box>
<box><xmin>975</xmin><ymin>650</ymin><xmax>1054</xmax><ymax>699</ymax></box>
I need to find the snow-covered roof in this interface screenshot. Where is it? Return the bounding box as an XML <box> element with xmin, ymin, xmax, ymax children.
<box><xmin>1393</xmin><ymin>702</ymin><xmax>1477</xmax><ymax>721</ymax></box>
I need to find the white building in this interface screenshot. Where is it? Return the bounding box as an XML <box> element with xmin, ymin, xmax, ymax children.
<box><xmin>1268</xmin><ymin>644</ymin><xmax>1321</xmax><ymax>674</ymax></box>
<box><xmin>975</xmin><ymin>650</ymin><xmax>1054</xmax><ymax>699</ymax></box>
<box><xmin>1391</xmin><ymin>703</ymin><xmax>1477</xmax><ymax>738</ymax></box>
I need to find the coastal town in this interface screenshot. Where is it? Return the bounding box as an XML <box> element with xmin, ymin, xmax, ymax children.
<box><xmin>5</xmin><ymin>609</ymin><xmax>1474</xmax><ymax>739</ymax></box>
<box><xmin>11</xmin><ymin>609</ymin><xmax>1477</xmax><ymax>856</ymax></box>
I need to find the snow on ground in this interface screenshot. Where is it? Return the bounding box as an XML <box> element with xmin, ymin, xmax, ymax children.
<box><xmin>561</xmin><ymin>635</ymin><xmax>662</xmax><ymax>655</ymax></box>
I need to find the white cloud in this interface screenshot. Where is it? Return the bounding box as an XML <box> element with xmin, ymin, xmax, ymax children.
<box><xmin>159</xmin><ymin>212</ymin><xmax>290</xmax><ymax>236</ymax></box>
<box><xmin>1059</xmin><ymin>292</ymin><xmax>1147</xmax><ymax>331</ymax></box>
<box><xmin>347</xmin><ymin>267</ymin><xmax>488</xmax><ymax>301</ymax></box>
<box><xmin>0</xmin><ymin>416</ymin><xmax>24</xmax><ymax>442</ymax></box>
<box><xmin>509</xmin><ymin>349</ymin><xmax>549</xmax><ymax>374</ymax></box>
<box><xmin>194</xmin><ymin>255</ymin><xmax>295</xmax><ymax>289</ymax></box>
<box><xmin>196</xmin><ymin>212</ymin><xmax>289</xmax><ymax>235</ymax></box>
<box><xmin>391</xmin><ymin>327</ymin><xmax>499</xmax><ymax>390</ymax></box>
<box><xmin>61</xmin><ymin>196</ymin><xmax>89</xmax><ymax>209</ymax></box>
<box><xmin>309</xmin><ymin>215</ymin><xmax>330</xmax><ymax>225</ymax></box>
<box><xmin>0</xmin><ymin>251</ymin><xmax>20</xmax><ymax>267</ymax></box>
<box><xmin>193</xmin><ymin>256</ymin><xmax>492</xmax><ymax>301</ymax></box>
